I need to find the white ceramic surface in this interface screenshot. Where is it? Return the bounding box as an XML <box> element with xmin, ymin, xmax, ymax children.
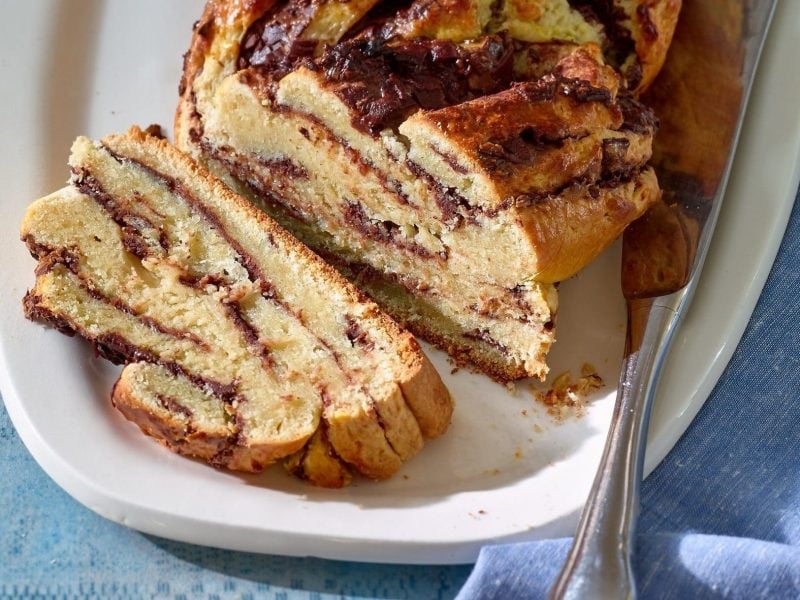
<box><xmin>0</xmin><ymin>1</ymin><xmax>798</xmax><ymax>565</ymax></box>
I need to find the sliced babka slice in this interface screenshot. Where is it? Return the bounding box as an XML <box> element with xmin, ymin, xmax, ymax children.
<box><xmin>113</xmin><ymin>362</ymin><xmax>352</xmax><ymax>487</ymax></box>
<box><xmin>21</xmin><ymin>127</ymin><xmax>452</xmax><ymax>485</ymax></box>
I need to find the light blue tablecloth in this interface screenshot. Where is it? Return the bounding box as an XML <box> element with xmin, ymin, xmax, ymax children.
<box><xmin>2</xmin><ymin>187</ymin><xmax>798</xmax><ymax>599</ymax></box>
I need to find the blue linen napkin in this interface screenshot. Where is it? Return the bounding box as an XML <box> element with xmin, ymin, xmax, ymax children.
<box><xmin>457</xmin><ymin>189</ymin><xmax>800</xmax><ymax>599</ymax></box>
<box><xmin>1</xmin><ymin>190</ymin><xmax>798</xmax><ymax>599</ymax></box>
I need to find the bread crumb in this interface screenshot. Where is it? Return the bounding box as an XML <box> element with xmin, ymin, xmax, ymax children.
<box><xmin>530</xmin><ymin>363</ymin><xmax>604</xmax><ymax>420</ymax></box>
<box><xmin>143</xmin><ymin>123</ymin><xmax>166</xmax><ymax>139</ymax></box>
<box><xmin>450</xmin><ymin>367</ymin><xmax>460</xmax><ymax>375</ymax></box>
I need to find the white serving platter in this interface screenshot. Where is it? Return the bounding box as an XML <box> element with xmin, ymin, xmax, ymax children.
<box><xmin>0</xmin><ymin>0</ymin><xmax>798</xmax><ymax>564</ymax></box>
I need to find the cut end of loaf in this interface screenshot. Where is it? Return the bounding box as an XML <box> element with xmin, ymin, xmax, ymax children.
<box><xmin>174</xmin><ymin>0</ymin><xmax>674</xmax><ymax>381</ymax></box>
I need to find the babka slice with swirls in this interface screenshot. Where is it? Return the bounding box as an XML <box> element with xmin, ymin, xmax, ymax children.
<box><xmin>20</xmin><ymin>127</ymin><xmax>452</xmax><ymax>486</ymax></box>
<box><xmin>175</xmin><ymin>0</ymin><xmax>675</xmax><ymax>381</ymax></box>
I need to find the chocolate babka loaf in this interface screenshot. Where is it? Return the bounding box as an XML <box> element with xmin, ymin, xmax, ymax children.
<box><xmin>21</xmin><ymin>127</ymin><xmax>453</xmax><ymax>486</ymax></box>
<box><xmin>176</xmin><ymin>0</ymin><xmax>677</xmax><ymax>380</ymax></box>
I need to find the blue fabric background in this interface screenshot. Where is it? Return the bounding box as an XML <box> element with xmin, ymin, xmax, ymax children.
<box><xmin>2</xmin><ymin>188</ymin><xmax>798</xmax><ymax>599</ymax></box>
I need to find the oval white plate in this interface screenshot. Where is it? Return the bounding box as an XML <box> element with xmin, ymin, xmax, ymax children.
<box><xmin>0</xmin><ymin>1</ymin><xmax>798</xmax><ymax>565</ymax></box>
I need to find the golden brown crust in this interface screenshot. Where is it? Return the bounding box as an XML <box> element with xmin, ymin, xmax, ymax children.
<box><xmin>400</xmin><ymin>80</ymin><xmax>633</xmax><ymax>209</ymax></box>
<box><xmin>396</xmin><ymin>336</ymin><xmax>455</xmax><ymax>437</ymax></box>
<box><xmin>516</xmin><ymin>167</ymin><xmax>661</xmax><ymax>283</ymax></box>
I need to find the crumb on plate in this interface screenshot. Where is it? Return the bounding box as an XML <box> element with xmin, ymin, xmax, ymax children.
<box><xmin>530</xmin><ymin>363</ymin><xmax>604</xmax><ymax>420</ymax></box>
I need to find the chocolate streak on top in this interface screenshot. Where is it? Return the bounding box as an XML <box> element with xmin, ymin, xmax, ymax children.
<box><xmin>99</xmin><ymin>146</ymin><xmax>403</xmax><ymax>463</ymax></box>
<box><xmin>513</xmin><ymin>75</ymin><xmax>614</xmax><ymax>106</ymax></box>
<box><xmin>617</xmin><ymin>93</ymin><xmax>658</xmax><ymax>134</ymax></box>
<box><xmin>467</xmin><ymin>72</ymin><xmax>624</xmax><ymax>174</ymax></box>
<box><xmin>237</xmin><ymin>0</ymin><xmax>319</xmax><ymax>82</ymax></box>
<box><xmin>239</xmin><ymin>15</ymin><xmax>517</xmax><ymax>135</ymax></box>
<box><xmin>308</xmin><ymin>34</ymin><xmax>516</xmax><ymax>135</ymax></box>
<box><xmin>238</xmin><ymin>68</ymin><xmax>649</xmax><ymax>221</ymax></box>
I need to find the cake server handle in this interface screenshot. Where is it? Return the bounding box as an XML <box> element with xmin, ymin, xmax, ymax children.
<box><xmin>548</xmin><ymin>292</ymin><xmax>684</xmax><ymax>600</ymax></box>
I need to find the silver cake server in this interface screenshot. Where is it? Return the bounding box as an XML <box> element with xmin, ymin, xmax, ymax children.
<box><xmin>550</xmin><ymin>1</ymin><xmax>778</xmax><ymax>598</ymax></box>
